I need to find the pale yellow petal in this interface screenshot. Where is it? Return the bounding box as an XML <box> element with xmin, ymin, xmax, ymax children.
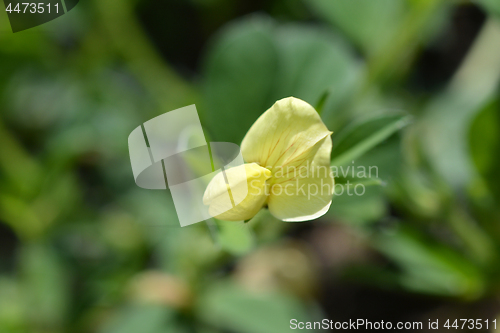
<box><xmin>311</xmin><ymin>128</ymin><xmax>333</xmax><ymax>168</ymax></box>
<box><xmin>267</xmin><ymin>135</ymin><xmax>334</xmax><ymax>221</ymax></box>
<box><xmin>203</xmin><ymin>163</ymin><xmax>271</xmax><ymax>221</ymax></box>
<box><xmin>241</xmin><ymin>97</ymin><xmax>332</xmax><ymax>173</ymax></box>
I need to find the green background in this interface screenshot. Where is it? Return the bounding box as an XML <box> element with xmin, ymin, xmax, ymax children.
<box><xmin>1</xmin><ymin>0</ymin><xmax>500</xmax><ymax>332</ymax></box>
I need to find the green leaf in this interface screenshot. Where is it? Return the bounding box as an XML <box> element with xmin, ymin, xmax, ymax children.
<box><xmin>271</xmin><ymin>24</ymin><xmax>360</xmax><ymax>122</ymax></box>
<box><xmin>469</xmin><ymin>100</ymin><xmax>500</xmax><ymax>202</ymax></box>
<box><xmin>335</xmin><ymin>176</ymin><xmax>385</xmax><ymax>187</ymax></box>
<box><xmin>20</xmin><ymin>244</ymin><xmax>69</xmax><ymax>329</ymax></box>
<box><xmin>100</xmin><ymin>305</ymin><xmax>180</xmax><ymax>333</ymax></box>
<box><xmin>215</xmin><ymin>220</ymin><xmax>255</xmax><ymax>255</ymax></box>
<box><xmin>0</xmin><ymin>278</ymin><xmax>25</xmax><ymax>332</ymax></box>
<box><xmin>373</xmin><ymin>227</ymin><xmax>484</xmax><ymax>298</ymax></box>
<box><xmin>419</xmin><ymin>20</ymin><xmax>500</xmax><ymax>188</ymax></box>
<box><xmin>329</xmin><ymin>186</ymin><xmax>386</xmax><ymax>224</ymax></box>
<box><xmin>331</xmin><ymin>114</ymin><xmax>411</xmax><ymax>167</ymax></box>
<box><xmin>475</xmin><ymin>0</ymin><xmax>500</xmax><ymax>17</ymax></box>
<box><xmin>197</xmin><ymin>283</ymin><xmax>314</xmax><ymax>333</ymax></box>
<box><xmin>201</xmin><ymin>16</ymin><xmax>360</xmax><ymax>143</ymax></box>
<box><xmin>0</xmin><ymin>120</ymin><xmax>42</xmax><ymax>199</ymax></box>
<box><xmin>329</xmin><ymin>134</ymin><xmax>402</xmax><ymax>224</ymax></box>
<box><xmin>202</xmin><ymin>16</ymin><xmax>278</xmax><ymax>144</ymax></box>
<box><xmin>305</xmin><ymin>0</ymin><xmax>406</xmax><ymax>55</ymax></box>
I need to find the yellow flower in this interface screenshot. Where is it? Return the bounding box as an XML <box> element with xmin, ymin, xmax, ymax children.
<box><xmin>203</xmin><ymin>97</ymin><xmax>334</xmax><ymax>222</ymax></box>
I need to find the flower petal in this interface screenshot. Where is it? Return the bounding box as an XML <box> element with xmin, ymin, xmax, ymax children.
<box><xmin>241</xmin><ymin>97</ymin><xmax>332</xmax><ymax>172</ymax></box>
<box><xmin>267</xmin><ymin>135</ymin><xmax>334</xmax><ymax>221</ymax></box>
<box><xmin>203</xmin><ymin>163</ymin><xmax>271</xmax><ymax>221</ymax></box>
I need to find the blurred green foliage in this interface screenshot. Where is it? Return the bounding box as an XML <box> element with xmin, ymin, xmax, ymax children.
<box><xmin>1</xmin><ymin>0</ymin><xmax>500</xmax><ymax>332</ymax></box>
